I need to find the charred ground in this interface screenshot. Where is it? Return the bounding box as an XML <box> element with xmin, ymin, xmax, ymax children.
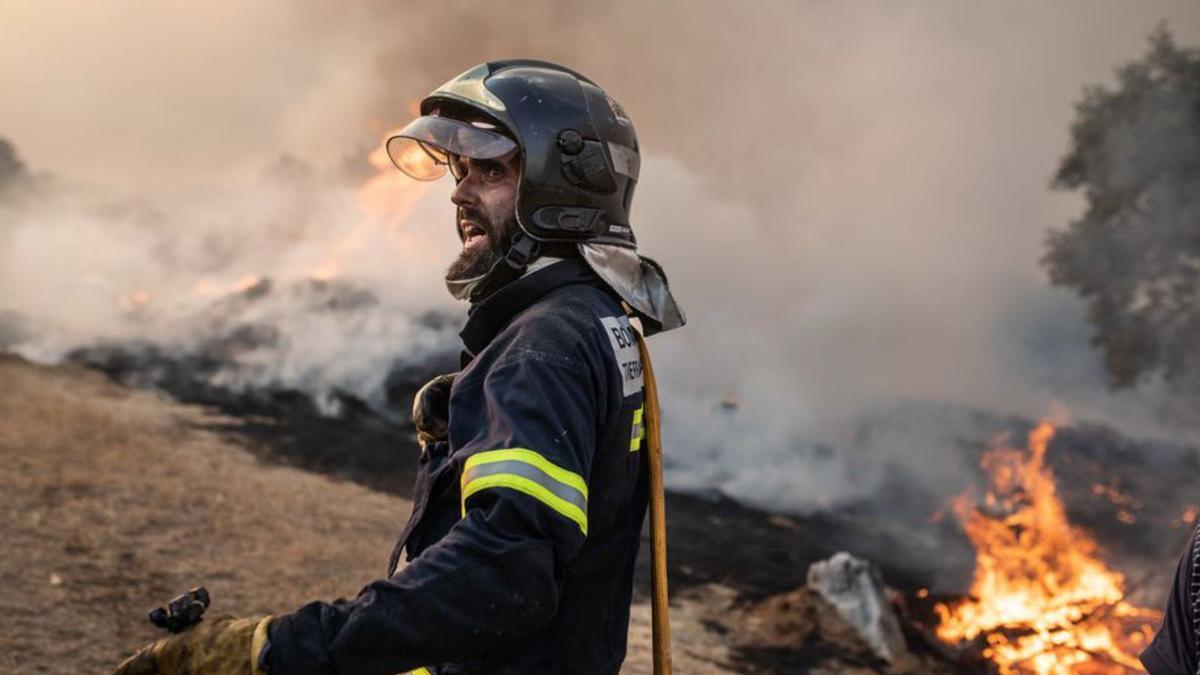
<box><xmin>3</xmin><ymin>346</ymin><xmax>1194</xmax><ymax>672</ymax></box>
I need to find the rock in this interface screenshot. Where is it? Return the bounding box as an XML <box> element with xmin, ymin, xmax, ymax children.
<box><xmin>806</xmin><ymin>551</ymin><xmax>907</xmax><ymax>663</ymax></box>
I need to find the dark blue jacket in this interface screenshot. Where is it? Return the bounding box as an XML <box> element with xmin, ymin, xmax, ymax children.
<box><xmin>266</xmin><ymin>257</ymin><xmax>650</xmax><ymax>674</ymax></box>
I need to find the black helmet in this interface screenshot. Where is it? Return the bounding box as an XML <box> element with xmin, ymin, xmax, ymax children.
<box><xmin>387</xmin><ymin>59</ymin><xmax>641</xmax><ymax>249</ymax></box>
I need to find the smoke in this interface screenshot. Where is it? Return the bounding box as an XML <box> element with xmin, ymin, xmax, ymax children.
<box><xmin>3</xmin><ymin>1</ymin><xmax>1200</xmax><ymax>514</ymax></box>
<box><xmin>0</xmin><ymin>152</ymin><xmax>465</xmax><ymax>413</ymax></box>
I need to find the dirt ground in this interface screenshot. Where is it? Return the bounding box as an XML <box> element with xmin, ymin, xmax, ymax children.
<box><xmin>0</xmin><ymin>357</ymin><xmax>758</xmax><ymax>673</ymax></box>
<box><xmin>0</xmin><ymin>357</ymin><xmax>406</xmax><ymax>672</ymax></box>
<box><xmin>1</xmin><ymin>355</ymin><xmax>982</xmax><ymax>674</ymax></box>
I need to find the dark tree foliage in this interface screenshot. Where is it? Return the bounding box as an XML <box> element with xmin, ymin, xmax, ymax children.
<box><xmin>1046</xmin><ymin>26</ymin><xmax>1200</xmax><ymax>389</ymax></box>
<box><xmin>0</xmin><ymin>137</ymin><xmax>26</xmax><ymax>191</ymax></box>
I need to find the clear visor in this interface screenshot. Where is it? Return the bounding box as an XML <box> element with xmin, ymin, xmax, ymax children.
<box><xmin>385</xmin><ymin>115</ymin><xmax>518</xmax><ymax>181</ymax></box>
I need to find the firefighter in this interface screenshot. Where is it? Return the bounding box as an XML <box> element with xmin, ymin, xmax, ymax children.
<box><xmin>1142</xmin><ymin>522</ymin><xmax>1200</xmax><ymax>674</ymax></box>
<box><xmin>113</xmin><ymin>59</ymin><xmax>685</xmax><ymax>675</ymax></box>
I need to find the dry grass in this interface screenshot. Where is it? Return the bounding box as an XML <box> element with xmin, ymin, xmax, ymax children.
<box><xmin>0</xmin><ymin>356</ymin><xmax>744</xmax><ymax>674</ymax></box>
<box><xmin>0</xmin><ymin>357</ymin><xmax>405</xmax><ymax>673</ymax></box>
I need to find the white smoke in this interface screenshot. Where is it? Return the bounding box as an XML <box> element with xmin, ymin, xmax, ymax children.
<box><xmin>1</xmin><ymin>164</ymin><xmax>463</xmax><ymax>413</ymax></box>
<box><xmin>3</xmin><ymin>1</ymin><xmax>1200</xmax><ymax>514</ymax></box>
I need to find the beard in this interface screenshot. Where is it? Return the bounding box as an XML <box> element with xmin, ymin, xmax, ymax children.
<box><xmin>445</xmin><ymin>206</ymin><xmax>522</xmax><ymax>281</ymax></box>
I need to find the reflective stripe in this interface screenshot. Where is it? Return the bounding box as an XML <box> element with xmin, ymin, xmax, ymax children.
<box><xmin>461</xmin><ymin>448</ymin><xmax>588</xmax><ymax>535</ymax></box>
<box><xmin>630</xmin><ymin>406</ymin><xmax>645</xmax><ymax>452</ymax></box>
<box><xmin>463</xmin><ymin>461</ymin><xmax>588</xmax><ymax>516</ymax></box>
<box><xmin>465</xmin><ymin>448</ymin><xmax>588</xmax><ymax>495</ymax></box>
<box><xmin>406</xmin><ymin>668</ymin><xmax>432</xmax><ymax>675</ymax></box>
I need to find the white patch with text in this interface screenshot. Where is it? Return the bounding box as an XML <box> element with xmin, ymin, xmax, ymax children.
<box><xmin>600</xmin><ymin>315</ymin><xmax>643</xmax><ymax>397</ymax></box>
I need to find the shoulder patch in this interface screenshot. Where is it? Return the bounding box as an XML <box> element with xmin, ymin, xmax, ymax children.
<box><xmin>599</xmin><ymin>315</ymin><xmax>644</xmax><ymax>397</ymax></box>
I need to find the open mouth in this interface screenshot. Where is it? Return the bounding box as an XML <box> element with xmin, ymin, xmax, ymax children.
<box><xmin>461</xmin><ymin>220</ymin><xmax>487</xmax><ymax>251</ymax></box>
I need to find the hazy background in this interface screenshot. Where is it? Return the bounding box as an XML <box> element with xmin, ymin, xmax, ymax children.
<box><xmin>3</xmin><ymin>0</ymin><xmax>1200</xmax><ymax>513</ymax></box>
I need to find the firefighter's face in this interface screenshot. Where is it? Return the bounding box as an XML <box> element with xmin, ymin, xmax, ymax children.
<box><xmin>446</xmin><ymin>150</ymin><xmax>521</xmax><ymax>281</ymax></box>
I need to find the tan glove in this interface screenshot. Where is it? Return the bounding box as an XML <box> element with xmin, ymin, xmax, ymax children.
<box><xmin>412</xmin><ymin>372</ymin><xmax>456</xmax><ymax>450</ymax></box>
<box><xmin>112</xmin><ymin>616</ymin><xmax>272</xmax><ymax>675</ymax></box>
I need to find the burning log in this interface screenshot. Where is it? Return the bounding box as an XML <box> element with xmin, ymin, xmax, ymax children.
<box><xmin>933</xmin><ymin>421</ymin><xmax>1160</xmax><ymax>674</ymax></box>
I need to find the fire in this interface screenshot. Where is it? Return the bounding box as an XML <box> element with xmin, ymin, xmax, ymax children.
<box><xmin>118</xmin><ymin>289</ymin><xmax>151</xmax><ymax>312</ymax></box>
<box><xmin>113</xmin><ymin>120</ymin><xmax>434</xmax><ymax>317</ymax></box>
<box><xmin>1172</xmin><ymin>504</ymin><xmax>1200</xmax><ymax>529</ymax></box>
<box><xmin>193</xmin><ymin>274</ymin><xmax>263</xmax><ymax>298</ymax></box>
<box><xmin>1090</xmin><ymin>481</ymin><xmax>1139</xmax><ymax>525</ymax></box>
<box><xmin>934</xmin><ymin>422</ymin><xmax>1160</xmax><ymax>674</ymax></box>
<box><xmin>304</xmin><ymin>127</ymin><xmax>430</xmax><ymax>282</ymax></box>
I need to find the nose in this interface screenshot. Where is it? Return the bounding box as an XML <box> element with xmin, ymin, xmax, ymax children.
<box><xmin>450</xmin><ymin>169</ymin><xmax>477</xmax><ymax>210</ymax></box>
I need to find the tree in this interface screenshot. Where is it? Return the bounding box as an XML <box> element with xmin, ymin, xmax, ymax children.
<box><xmin>0</xmin><ymin>138</ymin><xmax>27</xmax><ymax>192</ymax></box>
<box><xmin>1045</xmin><ymin>26</ymin><xmax>1200</xmax><ymax>389</ymax></box>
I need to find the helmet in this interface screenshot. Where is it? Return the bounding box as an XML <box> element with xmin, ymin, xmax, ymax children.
<box><xmin>385</xmin><ymin>60</ymin><xmax>684</xmax><ymax>335</ymax></box>
<box><xmin>387</xmin><ymin>59</ymin><xmax>641</xmax><ymax>249</ymax></box>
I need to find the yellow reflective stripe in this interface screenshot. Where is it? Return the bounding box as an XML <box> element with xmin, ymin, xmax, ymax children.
<box><xmin>405</xmin><ymin>668</ymin><xmax>432</xmax><ymax>675</ymax></box>
<box><xmin>462</xmin><ymin>460</ymin><xmax>588</xmax><ymax>519</ymax></box>
<box><xmin>464</xmin><ymin>448</ymin><xmax>588</xmax><ymax>497</ymax></box>
<box><xmin>630</xmin><ymin>405</ymin><xmax>645</xmax><ymax>452</ymax></box>
<box><xmin>462</xmin><ymin>472</ymin><xmax>588</xmax><ymax>535</ymax></box>
<box><xmin>461</xmin><ymin>448</ymin><xmax>589</xmax><ymax>535</ymax></box>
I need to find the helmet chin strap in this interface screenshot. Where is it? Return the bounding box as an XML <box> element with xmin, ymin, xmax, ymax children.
<box><xmin>444</xmin><ymin>232</ymin><xmax>540</xmax><ymax>303</ymax></box>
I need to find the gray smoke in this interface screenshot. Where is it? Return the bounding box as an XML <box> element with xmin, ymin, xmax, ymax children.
<box><xmin>3</xmin><ymin>1</ymin><xmax>1200</xmax><ymax>515</ymax></box>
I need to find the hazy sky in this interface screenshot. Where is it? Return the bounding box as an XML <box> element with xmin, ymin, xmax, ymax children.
<box><xmin>4</xmin><ymin>1</ymin><xmax>1200</xmax><ymax>510</ymax></box>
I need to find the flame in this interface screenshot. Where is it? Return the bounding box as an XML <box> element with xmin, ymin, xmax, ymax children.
<box><xmin>192</xmin><ymin>274</ymin><xmax>263</xmax><ymax>297</ymax></box>
<box><xmin>305</xmin><ymin>126</ymin><xmax>430</xmax><ymax>282</ymax></box>
<box><xmin>119</xmin><ymin>289</ymin><xmax>151</xmax><ymax>311</ymax></box>
<box><xmin>934</xmin><ymin>422</ymin><xmax>1160</xmax><ymax>674</ymax></box>
<box><xmin>232</xmin><ymin>274</ymin><xmax>262</xmax><ymax>293</ymax></box>
<box><xmin>108</xmin><ymin>117</ymin><xmax>435</xmax><ymax>316</ymax></box>
<box><xmin>1170</xmin><ymin>504</ymin><xmax>1199</xmax><ymax>529</ymax></box>
<box><xmin>1090</xmin><ymin>482</ymin><xmax>1139</xmax><ymax>525</ymax></box>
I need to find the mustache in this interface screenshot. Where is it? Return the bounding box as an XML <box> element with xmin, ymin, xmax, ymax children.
<box><xmin>456</xmin><ymin>206</ymin><xmax>497</xmax><ymax>246</ymax></box>
<box><xmin>455</xmin><ymin>206</ymin><xmax>520</xmax><ymax>252</ymax></box>
<box><xmin>457</xmin><ymin>206</ymin><xmax>488</xmax><ymax>228</ymax></box>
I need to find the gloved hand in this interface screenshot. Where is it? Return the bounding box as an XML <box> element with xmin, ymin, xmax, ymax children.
<box><xmin>412</xmin><ymin>372</ymin><xmax>456</xmax><ymax>450</ymax></box>
<box><xmin>112</xmin><ymin>615</ymin><xmax>272</xmax><ymax>675</ymax></box>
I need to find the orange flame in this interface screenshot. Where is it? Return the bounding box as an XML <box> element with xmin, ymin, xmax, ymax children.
<box><xmin>1172</xmin><ymin>505</ymin><xmax>1200</xmax><ymax>529</ymax></box>
<box><xmin>934</xmin><ymin>422</ymin><xmax>1160</xmax><ymax>674</ymax></box>
<box><xmin>305</xmin><ymin>126</ymin><xmax>430</xmax><ymax>282</ymax></box>
<box><xmin>192</xmin><ymin>274</ymin><xmax>263</xmax><ymax>297</ymax></box>
<box><xmin>119</xmin><ymin>289</ymin><xmax>151</xmax><ymax>311</ymax></box>
<box><xmin>113</xmin><ymin>116</ymin><xmax>434</xmax><ymax>313</ymax></box>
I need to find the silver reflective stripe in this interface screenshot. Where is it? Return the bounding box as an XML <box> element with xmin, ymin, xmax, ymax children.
<box><xmin>461</xmin><ymin>460</ymin><xmax>587</xmax><ymax>514</ymax></box>
<box><xmin>608</xmin><ymin>141</ymin><xmax>640</xmax><ymax>178</ymax></box>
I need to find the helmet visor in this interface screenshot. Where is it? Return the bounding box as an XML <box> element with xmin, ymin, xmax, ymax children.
<box><xmin>386</xmin><ymin>115</ymin><xmax>517</xmax><ymax>181</ymax></box>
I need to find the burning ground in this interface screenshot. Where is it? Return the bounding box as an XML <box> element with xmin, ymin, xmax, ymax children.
<box><xmin>932</xmin><ymin>423</ymin><xmax>1162</xmax><ymax>673</ymax></box>
<box><xmin>3</xmin><ymin>311</ymin><xmax>1196</xmax><ymax>672</ymax></box>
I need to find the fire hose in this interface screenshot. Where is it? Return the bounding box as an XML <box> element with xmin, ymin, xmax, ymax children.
<box><xmin>634</xmin><ymin>329</ymin><xmax>673</xmax><ymax>675</ymax></box>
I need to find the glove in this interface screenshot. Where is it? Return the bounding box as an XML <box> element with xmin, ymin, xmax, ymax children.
<box><xmin>412</xmin><ymin>372</ymin><xmax>456</xmax><ymax>450</ymax></box>
<box><xmin>112</xmin><ymin>616</ymin><xmax>272</xmax><ymax>675</ymax></box>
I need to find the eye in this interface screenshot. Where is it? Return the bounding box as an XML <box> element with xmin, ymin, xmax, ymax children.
<box><xmin>481</xmin><ymin>161</ymin><xmax>507</xmax><ymax>180</ymax></box>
